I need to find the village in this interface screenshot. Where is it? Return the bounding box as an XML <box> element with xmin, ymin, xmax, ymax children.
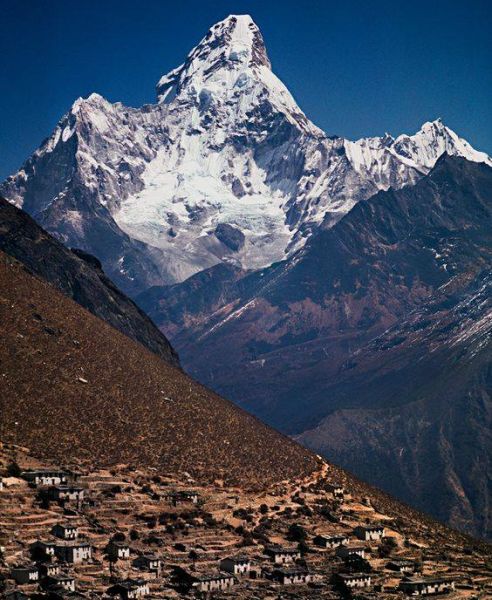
<box><xmin>0</xmin><ymin>444</ymin><xmax>490</xmax><ymax>599</ymax></box>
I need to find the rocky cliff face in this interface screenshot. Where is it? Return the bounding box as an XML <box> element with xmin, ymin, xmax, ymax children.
<box><xmin>2</xmin><ymin>15</ymin><xmax>490</xmax><ymax>294</ymax></box>
<box><xmin>142</xmin><ymin>157</ymin><xmax>492</xmax><ymax>538</ymax></box>
<box><xmin>0</xmin><ymin>197</ymin><xmax>179</xmax><ymax>367</ymax></box>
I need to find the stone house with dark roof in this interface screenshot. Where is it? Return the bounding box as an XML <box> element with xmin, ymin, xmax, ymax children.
<box><xmin>10</xmin><ymin>565</ymin><xmax>39</xmax><ymax>585</ymax></box>
<box><xmin>133</xmin><ymin>553</ymin><xmax>161</xmax><ymax>573</ymax></box>
<box><xmin>173</xmin><ymin>567</ymin><xmax>236</xmax><ymax>593</ymax></box>
<box><xmin>107</xmin><ymin>579</ymin><xmax>150</xmax><ymax>599</ymax></box>
<box><xmin>387</xmin><ymin>558</ymin><xmax>416</xmax><ymax>573</ymax></box>
<box><xmin>264</xmin><ymin>545</ymin><xmax>301</xmax><ymax>564</ymax></box>
<box><xmin>219</xmin><ymin>555</ymin><xmax>251</xmax><ymax>575</ymax></box>
<box><xmin>353</xmin><ymin>524</ymin><xmax>385</xmax><ymax>541</ymax></box>
<box><xmin>335</xmin><ymin>572</ymin><xmax>372</xmax><ymax>589</ymax></box>
<box><xmin>30</xmin><ymin>540</ymin><xmax>56</xmax><ymax>560</ymax></box>
<box><xmin>55</xmin><ymin>541</ymin><xmax>92</xmax><ymax>564</ymax></box>
<box><xmin>43</xmin><ymin>574</ymin><xmax>76</xmax><ymax>593</ymax></box>
<box><xmin>107</xmin><ymin>540</ymin><xmax>131</xmax><ymax>560</ymax></box>
<box><xmin>399</xmin><ymin>577</ymin><xmax>456</xmax><ymax>596</ymax></box>
<box><xmin>313</xmin><ymin>533</ymin><xmax>349</xmax><ymax>548</ymax></box>
<box><xmin>21</xmin><ymin>469</ymin><xmax>68</xmax><ymax>486</ymax></box>
<box><xmin>270</xmin><ymin>567</ymin><xmax>312</xmax><ymax>585</ymax></box>
<box><xmin>52</xmin><ymin>523</ymin><xmax>79</xmax><ymax>540</ymax></box>
<box><xmin>335</xmin><ymin>544</ymin><xmax>366</xmax><ymax>559</ymax></box>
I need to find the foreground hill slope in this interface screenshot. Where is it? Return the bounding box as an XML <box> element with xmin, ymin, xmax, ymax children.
<box><xmin>0</xmin><ymin>252</ymin><xmax>317</xmax><ymax>487</ymax></box>
<box><xmin>0</xmin><ymin>197</ymin><xmax>179</xmax><ymax>367</ymax></box>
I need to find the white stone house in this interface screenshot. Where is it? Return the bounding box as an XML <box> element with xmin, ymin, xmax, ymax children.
<box><xmin>399</xmin><ymin>577</ymin><xmax>456</xmax><ymax>596</ymax></box>
<box><xmin>52</xmin><ymin>522</ymin><xmax>79</xmax><ymax>540</ymax></box>
<box><xmin>22</xmin><ymin>469</ymin><xmax>68</xmax><ymax>486</ymax></box>
<box><xmin>219</xmin><ymin>555</ymin><xmax>251</xmax><ymax>575</ymax></box>
<box><xmin>265</xmin><ymin>545</ymin><xmax>301</xmax><ymax>564</ymax></box>
<box><xmin>44</xmin><ymin>574</ymin><xmax>76</xmax><ymax>592</ymax></box>
<box><xmin>108</xmin><ymin>540</ymin><xmax>131</xmax><ymax>560</ymax></box>
<box><xmin>107</xmin><ymin>579</ymin><xmax>150</xmax><ymax>599</ymax></box>
<box><xmin>193</xmin><ymin>573</ymin><xmax>236</xmax><ymax>593</ymax></box>
<box><xmin>335</xmin><ymin>573</ymin><xmax>372</xmax><ymax>589</ymax></box>
<box><xmin>271</xmin><ymin>567</ymin><xmax>312</xmax><ymax>585</ymax></box>
<box><xmin>353</xmin><ymin>524</ymin><xmax>385</xmax><ymax>541</ymax></box>
<box><xmin>55</xmin><ymin>541</ymin><xmax>92</xmax><ymax>564</ymax></box>
<box><xmin>313</xmin><ymin>533</ymin><xmax>349</xmax><ymax>548</ymax></box>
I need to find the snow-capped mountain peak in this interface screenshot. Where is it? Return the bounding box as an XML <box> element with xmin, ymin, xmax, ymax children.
<box><xmin>1</xmin><ymin>15</ymin><xmax>491</xmax><ymax>293</ymax></box>
<box><xmin>157</xmin><ymin>15</ymin><xmax>270</xmax><ymax>103</ymax></box>
<box><xmin>156</xmin><ymin>15</ymin><xmax>320</xmax><ymax>137</ymax></box>
<box><xmin>393</xmin><ymin>119</ymin><xmax>492</xmax><ymax>170</ymax></box>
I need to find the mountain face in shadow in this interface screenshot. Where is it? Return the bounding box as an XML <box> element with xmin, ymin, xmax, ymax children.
<box><xmin>141</xmin><ymin>156</ymin><xmax>492</xmax><ymax>537</ymax></box>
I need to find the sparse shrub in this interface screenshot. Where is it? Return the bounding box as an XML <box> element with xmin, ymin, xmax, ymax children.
<box><xmin>378</xmin><ymin>536</ymin><xmax>398</xmax><ymax>558</ymax></box>
<box><xmin>7</xmin><ymin>462</ymin><xmax>21</xmax><ymax>477</ymax></box>
<box><xmin>129</xmin><ymin>529</ymin><xmax>139</xmax><ymax>541</ymax></box>
<box><xmin>203</xmin><ymin>513</ymin><xmax>217</xmax><ymax>527</ymax></box>
<box><xmin>318</xmin><ymin>507</ymin><xmax>339</xmax><ymax>523</ymax></box>
<box><xmin>296</xmin><ymin>505</ymin><xmax>312</xmax><ymax>517</ymax></box>
<box><xmin>259</xmin><ymin>503</ymin><xmax>269</xmax><ymax>514</ymax></box>
<box><xmin>240</xmin><ymin>532</ymin><xmax>255</xmax><ymax>547</ymax></box>
<box><xmin>188</xmin><ymin>549</ymin><xmax>199</xmax><ymax>562</ymax></box>
<box><xmin>287</xmin><ymin>523</ymin><xmax>307</xmax><ymax>542</ymax></box>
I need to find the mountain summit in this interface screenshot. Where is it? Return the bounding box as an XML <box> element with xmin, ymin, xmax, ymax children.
<box><xmin>1</xmin><ymin>15</ymin><xmax>491</xmax><ymax>294</ymax></box>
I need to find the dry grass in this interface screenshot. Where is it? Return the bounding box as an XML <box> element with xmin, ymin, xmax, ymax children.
<box><xmin>0</xmin><ymin>251</ymin><xmax>318</xmax><ymax>488</ymax></box>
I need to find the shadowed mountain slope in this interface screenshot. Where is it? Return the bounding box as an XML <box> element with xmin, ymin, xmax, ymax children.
<box><xmin>0</xmin><ymin>197</ymin><xmax>179</xmax><ymax>367</ymax></box>
<box><xmin>298</xmin><ymin>269</ymin><xmax>492</xmax><ymax>539</ymax></box>
<box><xmin>141</xmin><ymin>156</ymin><xmax>492</xmax><ymax>537</ymax></box>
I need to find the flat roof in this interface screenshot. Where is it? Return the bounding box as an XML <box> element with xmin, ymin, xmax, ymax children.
<box><xmin>273</xmin><ymin>567</ymin><xmax>310</xmax><ymax>575</ymax></box>
<box><xmin>196</xmin><ymin>572</ymin><xmax>235</xmax><ymax>581</ymax></box>
<box><xmin>221</xmin><ymin>555</ymin><xmax>250</xmax><ymax>563</ymax></box>
<box><xmin>56</xmin><ymin>541</ymin><xmax>91</xmax><ymax>548</ymax></box>
<box><xmin>402</xmin><ymin>577</ymin><xmax>454</xmax><ymax>585</ymax></box>
<box><xmin>266</xmin><ymin>545</ymin><xmax>300</xmax><ymax>553</ymax></box>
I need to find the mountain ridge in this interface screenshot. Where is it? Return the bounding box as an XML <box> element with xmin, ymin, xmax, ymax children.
<box><xmin>1</xmin><ymin>15</ymin><xmax>490</xmax><ymax>294</ymax></box>
<box><xmin>0</xmin><ymin>249</ymin><xmax>318</xmax><ymax>487</ymax></box>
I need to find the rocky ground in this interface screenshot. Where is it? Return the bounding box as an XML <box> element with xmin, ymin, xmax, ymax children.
<box><xmin>1</xmin><ymin>444</ymin><xmax>491</xmax><ymax>599</ymax></box>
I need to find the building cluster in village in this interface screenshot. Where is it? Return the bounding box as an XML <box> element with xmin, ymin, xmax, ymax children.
<box><xmin>0</xmin><ymin>458</ymin><xmax>486</xmax><ymax>600</ymax></box>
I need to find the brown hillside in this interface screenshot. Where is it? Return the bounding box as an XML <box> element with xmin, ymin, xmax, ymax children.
<box><xmin>0</xmin><ymin>251</ymin><xmax>317</xmax><ymax>487</ymax></box>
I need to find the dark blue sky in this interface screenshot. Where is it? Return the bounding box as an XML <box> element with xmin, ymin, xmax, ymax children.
<box><xmin>1</xmin><ymin>0</ymin><xmax>491</xmax><ymax>179</ymax></box>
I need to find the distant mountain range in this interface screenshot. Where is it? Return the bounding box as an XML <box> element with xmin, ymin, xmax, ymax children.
<box><xmin>1</xmin><ymin>14</ymin><xmax>491</xmax><ymax>539</ymax></box>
